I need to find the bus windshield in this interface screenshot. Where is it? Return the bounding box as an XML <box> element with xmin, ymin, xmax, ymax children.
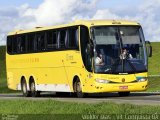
<box><xmin>92</xmin><ymin>26</ymin><xmax>147</xmax><ymax>74</ymax></box>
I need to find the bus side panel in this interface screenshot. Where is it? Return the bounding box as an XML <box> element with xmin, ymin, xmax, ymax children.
<box><xmin>6</xmin><ymin>51</ymin><xmax>69</xmax><ymax>92</ymax></box>
<box><xmin>64</xmin><ymin>50</ymin><xmax>92</xmax><ymax>92</ymax></box>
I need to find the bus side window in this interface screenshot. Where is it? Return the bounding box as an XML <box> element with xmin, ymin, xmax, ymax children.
<box><xmin>68</xmin><ymin>27</ymin><xmax>79</xmax><ymax>49</ymax></box>
<box><xmin>17</xmin><ymin>35</ymin><xmax>26</xmax><ymax>53</ymax></box>
<box><xmin>46</xmin><ymin>30</ymin><xmax>57</xmax><ymax>50</ymax></box>
<box><xmin>7</xmin><ymin>36</ymin><xmax>12</xmax><ymax>54</ymax></box>
<box><xmin>52</xmin><ymin>31</ymin><xmax>57</xmax><ymax>49</ymax></box>
<box><xmin>58</xmin><ymin>29</ymin><xmax>67</xmax><ymax>49</ymax></box>
<box><xmin>12</xmin><ymin>36</ymin><xmax>17</xmax><ymax>54</ymax></box>
<box><xmin>35</xmin><ymin>32</ymin><xmax>46</xmax><ymax>51</ymax></box>
<box><xmin>21</xmin><ymin>35</ymin><xmax>26</xmax><ymax>53</ymax></box>
<box><xmin>17</xmin><ymin>36</ymin><xmax>21</xmax><ymax>53</ymax></box>
<box><xmin>27</xmin><ymin>33</ymin><xmax>35</xmax><ymax>52</ymax></box>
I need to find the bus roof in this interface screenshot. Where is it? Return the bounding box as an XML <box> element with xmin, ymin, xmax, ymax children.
<box><xmin>8</xmin><ymin>20</ymin><xmax>140</xmax><ymax>36</ymax></box>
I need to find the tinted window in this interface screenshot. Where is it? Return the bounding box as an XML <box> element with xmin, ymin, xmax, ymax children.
<box><xmin>7</xmin><ymin>26</ymin><xmax>80</xmax><ymax>54</ymax></box>
<box><xmin>68</xmin><ymin>27</ymin><xmax>78</xmax><ymax>49</ymax></box>
<box><xmin>35</xmin><ymin>32</ymin><xmax>46</xmax><ymax>51</ymax></box>
<box><xmin>58</xmin><ymin>29</ymin><xmax>67</xmax><ymax>49</ymax></box>
<box><xmin>7</xmin><ymin>36</ymin><xmax>12</xmax><ymax>53</ymax></box>
<box><xmin>27</xmin><ymin>33</ymin><xmax>35</xmax><ymax>52</ymax></box>
<box><xmin>12</xmin><ymin>36</ymin><xmax>17</xmax><ymax>53</ymax></box>
<box><xmin>17</xmin><ymin>35</ymin><xmax>26</xmax><ymax>53</ymax></box>
<box><xmin>46</xmin><ymin>30</ymin><xmax>57</xmax><ymax>50</ymax></box>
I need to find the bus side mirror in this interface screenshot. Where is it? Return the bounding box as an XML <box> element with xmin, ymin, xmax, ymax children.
<box><xmin>145</xmin><ymin>41</ymin><xmax>152</xmax><ymax>57</ymax></box>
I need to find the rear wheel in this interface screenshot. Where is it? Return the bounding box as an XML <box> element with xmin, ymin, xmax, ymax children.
<box><xmin>30</xmin><ymin>81</ymin><xmax>40</xmax><ymax>97</ymax></box>
<box><xmin>21</xmin><ymin>79</ymin><xmax>31</xmax><ymax>97</ymax></box>
<box><xmin>118</xmin><ymin>92</ymin><xmax>130</xmax><ymax>97</ymax></box>
<box><xmin>74</xmin><ymin>78</ymin><xmax>87</xmax><ymax>98</ymax></box>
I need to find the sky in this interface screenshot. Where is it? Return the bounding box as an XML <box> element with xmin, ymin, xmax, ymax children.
<box><xmin>0</xmin><ymin>0</ymin><xmax>160</xmax><ymax>45</ymax></box>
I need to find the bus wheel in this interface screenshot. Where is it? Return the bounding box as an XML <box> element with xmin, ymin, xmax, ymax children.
<box><xmin>118</xmin><ymin>92</ymin><xmax>130</xmax><ymax>97</ymax></box>
<box><xmin>30</xmin><ymin>81</ymin><xmax>40</xmax><ymax>97</ymax></box>
<box><xmin>74</xmin><ymin>78</ymin><xmax>87</xmax><ymax>98</ymax></box>
<box><xmin>21</xmin><ymin>80</ymin><xmax>31</xmax><ymax>97</ymax></box>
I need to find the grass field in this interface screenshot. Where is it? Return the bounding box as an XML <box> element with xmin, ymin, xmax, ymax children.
<box><xmin>148</xmin><ymin>42</ymin><xmax>160</xmax><ymax>75</ymax></box>
<box><xmin>0</xmin><ymin>46</ymin><xmax>15</xmax><ymax>93</ymax></box>
<box><xmin>0</xmin><ymin>99</ymin><xmax>160</xmax><ymax>120</ymax></box>
<box><xmin>0</xmin><ymin>42</ymin><xmax>160</xmax><ymax>93</ymax></box>
<box><xmin>0</xmin><ymin>46</ymin><xmax>6</xmax><ymax>79</ymax></box>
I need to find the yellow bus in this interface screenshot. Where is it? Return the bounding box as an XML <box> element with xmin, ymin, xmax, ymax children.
<box><xmin>6</xmin><ymin>20</ymin><xmax>152</xmax><ymax>98</ymax></box>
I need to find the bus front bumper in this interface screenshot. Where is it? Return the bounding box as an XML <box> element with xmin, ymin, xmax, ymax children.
<box><xmin>83</xmin><ymin>81</ymin><xmax>148</xmax><ymax>93</ymax></box>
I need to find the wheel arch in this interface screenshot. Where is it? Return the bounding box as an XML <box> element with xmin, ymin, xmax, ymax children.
<box><xmin>72</xmin><ymin>75</ymin><xmax>83</xmax><ymax>92</ymax></box>
<box><xmin>20</xmin><ymin>76</ymin><xmax>26</xmax><ymax>84</ymax></box>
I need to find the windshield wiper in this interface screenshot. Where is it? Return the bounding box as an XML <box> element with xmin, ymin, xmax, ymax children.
<box><xmin>125</xmin><ymin>59</ymin><xmax>137</xmax><ymax>73</ymax></box>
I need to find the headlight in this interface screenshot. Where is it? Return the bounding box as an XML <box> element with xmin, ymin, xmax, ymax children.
<box><xmin>95</xmin><ymin>79</ymin><xmax>110</xmax><ymax>84</ymax></box>
<box><xmin>137</xmin><ymin>77</ymin><xmax>147</xmax><ymax>82</ymax></box>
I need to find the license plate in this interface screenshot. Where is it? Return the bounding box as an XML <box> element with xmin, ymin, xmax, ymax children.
<box><xmin>119</xmin><ymin>86</ymin><xmax>128</xmax><ymax>90</ymax></box>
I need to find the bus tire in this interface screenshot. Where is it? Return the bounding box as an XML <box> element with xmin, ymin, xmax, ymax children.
<box><xmin>74</xmin><ymin>78</ymin><xmax>87</xmax><ymax>98</ymax></box>
<box><xmin>30</xmin><ymin>81</ymin><xmax>40</xmax><ymax>97</ymax></box>
<box><xmin>21</xmin><ymin>79</ymin><xmax>31</xmax><ymax>97</ymax></box>
<box><xmin>118</xmin><ymin>92</ymin><xmax>130</xmax><ymax>97</ymax></box>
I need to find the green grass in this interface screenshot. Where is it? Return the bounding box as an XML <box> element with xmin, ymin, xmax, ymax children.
<box><xmin>0</xmin><ymin>100</ymin><xmax>160</xmax><ymax>120</ymax></box>
<box><xmin>147</xmin><ymin>76</ymin><xmax>160</xmax><ymax>92</ymax></box>
<box><xmin>148</xmin><ymin>42</ymin><xmax>160</xmax><ymax>75</ymax></box>
<box><xmin>0</xmin><ymin>46</ymin><xmax>8</xmax><ymax>93</ymax></box>
<box><xmin>0</xmin><ymin>46</ymin><xmax>6</xmax><ymax>78</ymax></box>
<box><xmin>0</xmin><ymin>46</ymin><xmax>15</xmax><ymax>93</ymax></box>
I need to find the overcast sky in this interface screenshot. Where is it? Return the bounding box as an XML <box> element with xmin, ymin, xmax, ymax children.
<box><xmin>0</xmin><ymin>0</ymin><xmax>160</xmax><ymax>45</ymax></box>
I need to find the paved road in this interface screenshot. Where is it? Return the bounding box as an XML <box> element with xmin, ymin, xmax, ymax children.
<box><xmin>0</xmin><ymin>92</ymin><xmax>160</xmax><ymax>106</ymax></box>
